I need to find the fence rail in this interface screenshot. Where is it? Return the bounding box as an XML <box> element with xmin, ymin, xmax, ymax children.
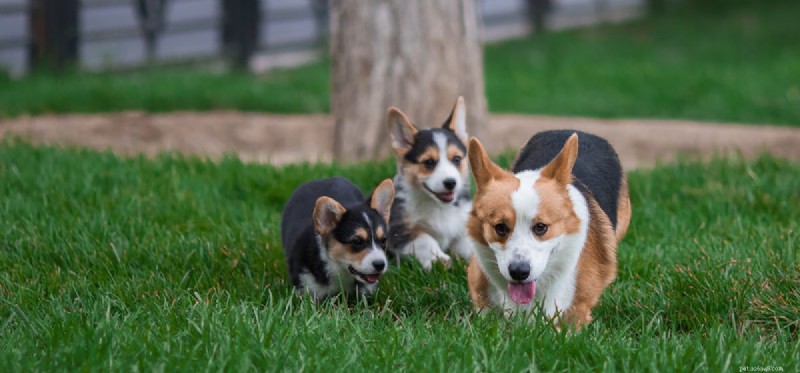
<box><xmin>0</xmin><ymin>0</ymin><xmax>643</xmax><ymax>76</ymax></box>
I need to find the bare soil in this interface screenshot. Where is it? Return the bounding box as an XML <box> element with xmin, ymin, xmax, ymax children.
<box><xmin>2</xmin><ymin>111</ymin><xmax>800</xmax><ymax>170</ymax></box>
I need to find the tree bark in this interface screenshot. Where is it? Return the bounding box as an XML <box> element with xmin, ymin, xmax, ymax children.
<box><xmin>331</xmin><ymin>0</ymin><xmax>488</xmax><ymax>162</ymax></box>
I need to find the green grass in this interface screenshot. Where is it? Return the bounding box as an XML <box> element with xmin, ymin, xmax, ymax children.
<box><xmin>2</xmin><ymin>0</ymin><xmax>799</xmax><ymax>125</ymax></box>
<box><xmin>0</xmin><ymin>64</ymin><xmax>329</xmax><ymax>116</ymax></box>
<box><xmin>1</xmin><ymin>140</ymin><xmax>798</xmax><ymax>371</ymax></box>
<box><xmin>484</xmin><ymin>0</ymin><xmax>800</xmax><ymax>125</ymax></box>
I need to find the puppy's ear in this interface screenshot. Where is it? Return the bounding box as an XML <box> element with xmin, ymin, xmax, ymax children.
<box><xmin>370</xmin><ymin>179</ymin><xmax>395</xmax><ymax>223</ymax></box>
<box><xmin>444</xmin><ymin>96</ymin><xmax>468</xmax><ymax>143</ymax></box>
<box><xmin>468</xmin><ymin>137</ymin><xmax>508</xmax><ymax>189</ymax></box>
<box><xmin>313</xmin><ymin>197</ymin><xmax>346</xmax><ymax>235</ymax></box>
<box><xmin>541</xmin><ymin>133</ymin><xmax>579</xmax><ymax>185</ymax></box>
<box><xmin>388</xmin><ymin>107</ymin><xmax>418</xmax><ymax>152</ymax></box>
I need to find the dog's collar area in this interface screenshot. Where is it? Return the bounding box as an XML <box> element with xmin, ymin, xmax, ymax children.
<box><xmin>347</xmin><ymin>265</ymin><xmax>381</xmax><ymax>284</ymax></box>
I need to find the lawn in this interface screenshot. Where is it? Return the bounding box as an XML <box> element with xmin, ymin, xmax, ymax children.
<box><xmin>1</xmin><ymin>141</ymin><xmax>797</xmax><ymax>371</ymax></box>
<box><xmin>1</xmin><ymin>0</ymin><xmax>799</xmax><ymax>125</ymax></box>
<box><xmin>484</xmin><ymin>0</ymin><xmax>800</xmax><ymax>125</ymax></box>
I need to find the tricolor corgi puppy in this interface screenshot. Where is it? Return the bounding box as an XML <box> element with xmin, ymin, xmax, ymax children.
<box><xmin>466</xmin><ymin>130</ymin><xmax>631</xmax><ymax>328</ymax></box>
<box><xmin>387</xmin><ymin>97</ymin><xmax>474</xmax><ymax>270</ymax></box>
<box><xmin>281</xmin><ymin>177</ymin><xmax>395</xmax><ymax>301</ymax></box>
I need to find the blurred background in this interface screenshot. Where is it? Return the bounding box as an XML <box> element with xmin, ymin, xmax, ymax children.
<box><xmin>0</xmin><ymin>0</ymin><xmax>797</xmax><ymax>163</ymax></box>
<box><xmin>0</xmin><ymin>0</ymin><xmax>643</xmax><ymax>75</ymax></box>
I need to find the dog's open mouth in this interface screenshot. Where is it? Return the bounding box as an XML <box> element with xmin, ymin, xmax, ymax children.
<box><xmin>435</xmin><ymin>192</ymin><xmax>455</xmax><ymax>202</ymax></box>
<box><xmin>423</xmin><ymin>184</ymin><xmax>455</xmax><ymax>203</ymax></box>
<box><xmin>508</xmin><ymin>280</ymin><xmax>536</xmax><ymax>305</ymax></box>
<box><xmin>348</xmin><ymin>266</ymin><xmax>382</xmax><ymax>284</ymax></box>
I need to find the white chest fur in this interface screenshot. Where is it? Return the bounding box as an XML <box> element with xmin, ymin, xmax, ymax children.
<box><xmin>395</xmin><ymin>186</ymin><xmax>474</xmax><ymax>270</ymax></box>
<box><xmin>405</xmin><ymin>188</ymin><xmax>471</xmax><ymax>248</ymax></box>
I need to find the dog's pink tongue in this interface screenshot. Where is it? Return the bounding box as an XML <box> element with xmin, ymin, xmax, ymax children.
<box><xmin>364</xmin><ymin>274</ymin><xmax>381</xmax><ymax>284</ymax></box>
<box><xmin>508</xmin><ymin>281</ymin><xmax>536</xmax><ymax>304</ymax></box>
<box><xmin>437</xmin><ymin>192</ymin><xmax>455</xmax><ymax>202</ymax></box>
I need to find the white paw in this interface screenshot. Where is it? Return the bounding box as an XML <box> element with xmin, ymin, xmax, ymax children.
<box><xmin>451</xmin><ymin>237</ymin><xmax>475</xmax><ymax>260</ymax></box>
<box><xmin>408</xmin><ymin>234</ymin><xmax>451</xmax><ymax>271</ymax></box>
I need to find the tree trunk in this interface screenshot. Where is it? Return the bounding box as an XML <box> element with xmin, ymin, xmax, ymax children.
<box><xmin>331</xmin><ymin>0</ymin><xmax>488</xmax><ymax>162</ymax></box>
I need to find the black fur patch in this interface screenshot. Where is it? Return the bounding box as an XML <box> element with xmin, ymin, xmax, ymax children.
<box><xmin>331</xmin><ymin>205</ymin><xmax>387</xmax><ymax>251</ymax></box>
<box><xmin>513</xmin><ymin>130</ymin><xmax>623</xmax><ymax>229</ymax></box>
<box><xmin>387</xmin><ymin>176</ymin><xmax>412</xmax><ymax>256</ymax></box>
<box><xmin>403</xmin><ymin>128</ymin><xmax>466</xmax><ymax>165</ymax></box>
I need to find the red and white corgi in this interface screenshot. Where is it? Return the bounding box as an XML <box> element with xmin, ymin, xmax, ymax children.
<box><xmin>466</xmin><ymin>130</ymin><xmax>631</xmax><ymax>328</ymax></box>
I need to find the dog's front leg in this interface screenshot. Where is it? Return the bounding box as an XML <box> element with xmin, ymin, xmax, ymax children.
<box><xmin>407</xmin><ymin>233</ymin><xmax>451</xmax><ymax>271</ymax></box>
<box><xmin>451</xmin><ymin>235</ymin><xmax>475</xmax><ymax>260</ymax></box>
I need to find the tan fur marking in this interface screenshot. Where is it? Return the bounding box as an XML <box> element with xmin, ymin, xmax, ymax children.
<box><xmin>370</xmin><ymin>178</ymin><xmax>395</xmax><ymax>224</ymax></box>
<box><xmin>419</xmin><ymin>147</ymin><xmax>440</xmax><ymax>164</ymax></box>
<box><xmin>533</xmin><ymin>178</ymin><xmax>582</xmax><ymax>240</ymax></box>
<box><xmin>540</xmin><ymin>133</ymin><xmax>579</xmax><ymax>185</ymax></box>
<box><xmin>468</xmin><ymin>177</ymin><xmax>519</xmax><ymax>246</ymax></box>
<box><xmin>402</xmin><ymin>146</ymin><xmax>439</xmax><ymax>182</ymax></box>
<box><xmin>466</xmin><ymin>211</ymin><xmax>487</xmax><ymax>247</ymax></box>
<box><xmin>325</xmin><ymin>237</ymin><xmax>351</xmax><ymax>262</ymax></box>
<box><xmin>468</xmin><ymin>256</ymin><xmax>491</xmax><ymax>309</ymax></box>
<box><xmin>354</xmin><ymin>228</ymin><xmax>368</xmax><ymax>241</ymax></box>
<box><xmin>326</xmin><ymin>236</ymin><xmax>372</xmax><ymax>264</ymax></box>
<box><xmin>313</xmin><ymin>197</ymin><xmax>346</xmax><ymax>236</ymax></box>
<box><xmin>394</xmin><ymin>147</ymin><xmax>410</xmax><ymax>159</ymax></box>
<box><xmin>409</xmin><ymin>221</ymin><xmax>435</xmax><ymax>242</ymax></box>
<box><xmin>615</xmin><ymin>175</ymin><xmax>632</xmax><ymax>243</ymax></box>
<box><xmin>447</xmin><ymin>144</ymin><xmax>467</xmax><ymax>174</ymax></box>
<box><xmin>467</xmin><ymin>137</ymin><xmax>520</xmax><ymax>247</ymax></box>
<box><xmin>375</xmin><ymin>226</ymin><xmax>385</xmax><ymax>240</ymax></box>
<box><xmin>388</xmin><ymin>107</ymin><xmax>419</xmax><ymax>159</ymax></box>
<box><xmin>563</xmin><ymin>197</ymin><xmax>618</xmax><ymax>329</ymax></box>
<box><xmin>468</xmin><ymin>138</ymin><xmax>509</xmax><ymax>188</ymax></box>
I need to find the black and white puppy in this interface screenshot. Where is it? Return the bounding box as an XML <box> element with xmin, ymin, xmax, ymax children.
<box><xmin>281</xmin><ymin>177</ymin><xmax>395</xmax><ymax>300</ymax></box>
<box><xmin>386</xmin><ymin>96</ymin><xmax>474</xmax><ymax>270</ymax></box>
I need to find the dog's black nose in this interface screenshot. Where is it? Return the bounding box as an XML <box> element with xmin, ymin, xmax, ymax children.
<box><xmin>372</xmin><ymin>260</ymin><xmax>386</xmax><ymax>271</ymax></box>
<box><xmin>508</xmin><ymin>262</ymin><xmax>530</xmax><ymax>281</ymax></box>
<box><xmin>443</xmin><ymin>178</ymin><xmax>457</xmax><ymax>191</ymax></box>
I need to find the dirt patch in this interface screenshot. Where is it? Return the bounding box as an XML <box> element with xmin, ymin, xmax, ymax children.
<box><xmin>2</xmin><ymin>111</ymin><xmax>800</xmax><ymax>169</ymax></box>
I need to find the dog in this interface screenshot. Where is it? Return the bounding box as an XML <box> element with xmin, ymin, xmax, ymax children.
<box><xmin>386</xmin><ymin>96</ymin><xmax>474</xmax><ymax>270</ymax></box>
<box><xmin>281</xmin><ymin>176</ymin><xmax>395</xmax><ymax>301</ymax></box>
<box><xmin>466</xmin><ymin>130</ymin><xmax>631</xmax><ymax>328</ymax></box>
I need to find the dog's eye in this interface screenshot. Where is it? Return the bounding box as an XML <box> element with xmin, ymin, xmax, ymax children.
<box><xmin>378</xmin><ymin>237</ymin><xmax>387</xmax><ymax>247</ymax></box>
<box><xmin>494</xmin><ymin>223</ymin><xmax>509</xmax><ymax>237</ymax></box>
<box><xmin>422</xmin><ymin>159</ymin><xmax>437</xmax><ymax>169</ymax></box>
<box><xmin>452</xmin><ymin>156</ymin><xmax>462</xmax><ymax>166</ymax></box>
<box><xmin>351</xmin><ymin>238</ymin><xmax>365</xmax><ymax>247</ymax></box>
<box><xmin>532</xmin><ymin>222</ymin><xmax>549</xmax><ymax>237</ymax></box>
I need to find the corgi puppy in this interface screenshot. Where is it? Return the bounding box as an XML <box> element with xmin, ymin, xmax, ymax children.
<box><xmin>281</xmin><ymin>177</ymin><xmax>395</xmax><ymax>301</ymax></box>
<box><xmin>387</xmin><ymin>97</ymin><xmax>474</xmax><ymax>270</ymax></box>
<box><xmin>466</xmin><ymin>130</ymin><xmax>631</xmax><ymax>328</ymax></box>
